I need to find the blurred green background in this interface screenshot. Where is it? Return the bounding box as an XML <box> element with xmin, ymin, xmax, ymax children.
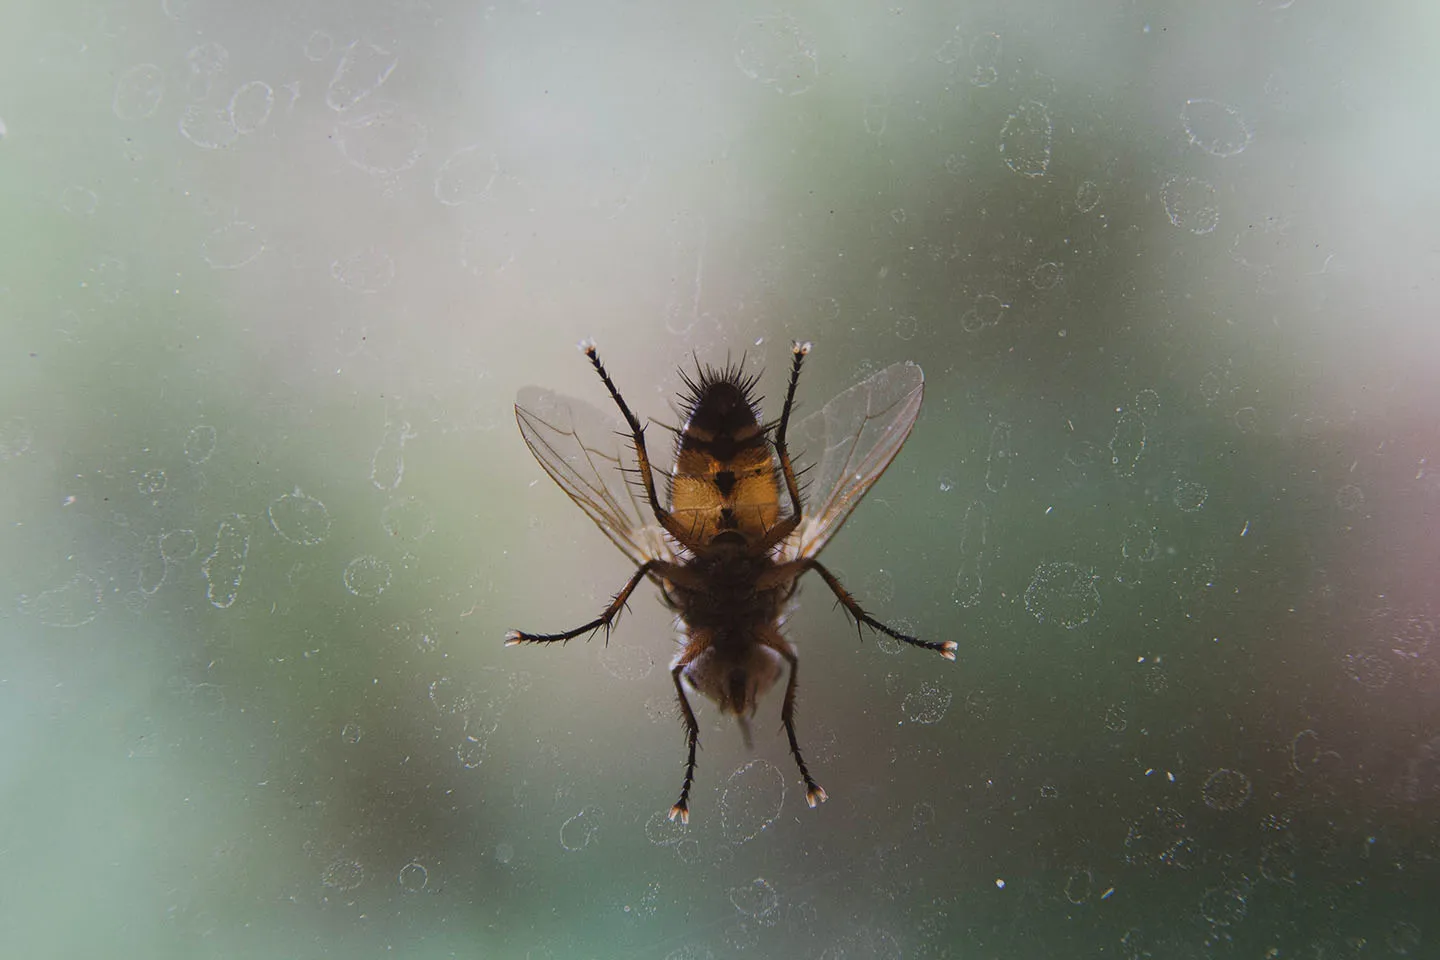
<box><xmin>2</xmin><ymin>1</ymin><xmax>1438</xmax><ymax>957</ymax></box>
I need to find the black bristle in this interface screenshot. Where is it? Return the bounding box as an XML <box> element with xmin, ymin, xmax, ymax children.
<box><xmin>677</xmin><ymin>356</ymin><xmax>764</xmax><ymax>418</ymax></box>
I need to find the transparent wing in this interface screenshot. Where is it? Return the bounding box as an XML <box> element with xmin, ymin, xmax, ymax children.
<box><xmin>783</xmin><ymin>360</ymin><xmax>924</xmax><ymax>560</ymax></box>
<box><xmin>515</xmin><ymin>386</ymin><xmax>672</xmax><ymax>567</ymax></box>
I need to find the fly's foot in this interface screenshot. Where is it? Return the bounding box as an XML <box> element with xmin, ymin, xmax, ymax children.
<box><xmin>668</xmin><ymin>800</ymin><xmax>690</xmax><ymax>824</ymax></box>
<box><xmin>939</xmin><ymin>640</ymin><xmax>958</xmax><ymax>661</ymax></box>
<box><xmin>805</xmin><ymin>783</ymin><xmax>828</xmax><ymax>808</ymax></box>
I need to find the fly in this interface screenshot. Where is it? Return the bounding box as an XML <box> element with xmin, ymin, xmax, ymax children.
<box><xmin>506</xmin><ymin>340</ymin><xmax>956</xmax><ymax>822</ymax></box>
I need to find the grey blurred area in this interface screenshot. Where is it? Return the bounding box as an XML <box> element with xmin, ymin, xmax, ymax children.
<box><xmin>1</xmin><ymin>0</ymin><xmax>1437</xmax><ymax>957</ymax></box>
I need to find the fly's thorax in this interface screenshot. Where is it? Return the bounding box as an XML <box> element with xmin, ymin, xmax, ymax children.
<box><xmin>668</xmin><ymin>548</ymin><xmax>788</xmax><ymax>632</ymax></box>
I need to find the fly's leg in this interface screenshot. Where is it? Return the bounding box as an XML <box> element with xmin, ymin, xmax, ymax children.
<box><xmin>581</xmin><ymin>341</ymin><xmax>696</xmax><ymax>550</ymax></box>
<box><xmin>505</xmin><ymin>559</ymin><xmax>677</xmax><ymax>645</ymax></box>
<box><xmin>759</xmin><ymin>340</ymin><xmax>810</xmax><ymax>552</ymax></box>
<box><xmin>809</xmin><ymin>559</ymin><xmax>958</xmax><ymax>658</ymax></box>
<box><xmin>760</xmin><ymin>558</ymin><xmax>959</xmax><ymax>659</ymax></box>
<box><xmin>774</xmin><ymin>341</ymin><xmax>809</xmax><ymax>518</ymax></box>
<box><xmin>758</xmin><ymin>626</ymin><xmax>827</xmax><ymax>808</ymax></box>
<box><xmin>667</xmin><ymin>649</ymin><xmax>705</xmax><ymax>824</ymax></box>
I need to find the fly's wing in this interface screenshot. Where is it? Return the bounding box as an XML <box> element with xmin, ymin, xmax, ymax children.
<box><xmin>782</xmin><ymin>360</ymin><xmax>924</xmax><ymax>560</ymax></box>
<box><xmin>515</xmin><ymin>386</ymin><xmax>672</xmax><ymax>566</ymax></box>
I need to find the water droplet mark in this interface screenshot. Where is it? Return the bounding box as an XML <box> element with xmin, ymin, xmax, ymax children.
<box><xmin>559</xmin><ymin>806</ymin><xmax>602</xmax><ymax>852</ymax></box>
<box><xmin>1334</xmin><ymin>484</ymin><xmax>1364</xmax><ymax>511</ymax></box>
<box><xmin>719</xmin><ymin>759</ymin><xmax>786</xmax><ymax>844</ymax></box>
<box><xmin>228</xmin><ymin>81</ymin><xmax>274</xmax><ymax>135</ymax></box>
<box><xmin>1198</xmin><ymin>882</ymin><xmax>1248</xmax><ymax>927</ymax></box>
<box><xmin>954</xmin><ymin>500</ymin><xmax>988</xmax><ymax>607</ymax></box>
<box><xmin>343</xmin><ymin>555</ymin><xmax>392</xmax><ymax>599</ymax></box>
<box><xmin>1030</xmin><ymin>261</ymin><xmax>1062</xmax><ymax>290</ymax></box>
<box><xmin>303</xmin><ymin>31</ymin><xmax>334</xmax><ymax>63</ymax></box>
<box><xmin>1109</xmin><ymin>411</ymin><xmax>1146</xmax><ymax>476</ymax></box>
<box><xmin>381</xmin><ymin>495</ymin><xmax>434</xmax><ymax>542</ymax></box>
<box><xmin>999</xmin><ymin>101</ymin><xmax>1052</xmax><ymax>178</ymax></box>
<box><xmin>1172</xmin><ymin>480</ymin><xmax>1209</xmax><ymax>513</ymax></box>
<box><xmin>960</xmin><ymin>293</ymin><xmax>1007</xmax><ymax>333</ymax></box>
<box><xmin>1024</xmin><ymin>562</ymin><xmax>1101</xmax><ymax>628</ymax></box>
<box><xmin>599</xmin><ymin>642</ymin><xmax>656</xmax><ymax>681</ymax></box>
<box><xmin>179</xmin><ymin>104</ymin><xmax>239</xmax><ymax>151</ymax></box>
<box><xmin>1201</xmin><ymin>768</ymin><xmax>1252</xmax><ymax>810</ymax></box>
<box><xmin>729</xmin><ymin>877</ymin><xmax>780</xmax><ymax>924</ymax></box>
<box><xmin>18</xmin><ymin>573</ymin><xmax>103</xmax><ymax>627</ymax></box>
<box><xmin>434</xmin><ymin>145</ymin><xmax>498</xmax><ymax>206</ymax></box>
<box><xmin>397</xmin><ymin>861</ymin><xmax>428</xmax><ymax>893</ymax></box>
<box><xmin>321</xmin><ymin>857</ymin><xmax>364</xmax><ymax>891</ymax></box>
<box><xmin>183</xmin><ymin>424</ymin><xmax>217</xmax><ymax>464</ymax></box>
<box><xmin>371</xmin><ymin>420</ymin><xmax>416</xmax><ymax>491</ymax></box>
<box><xmin>202</xmin><ymin>516</ymin><xmax>249</xmax><ymax>609</ymax></box>
<box><xmin>159</xmin><ymin>529</ymin><xmax>199</xmax><ymax>561</ymax></box>
<box><xmin>113</xmin><ymin>64</ymin><xmax>166</xmax><ymax>120</ymax></box>
<box><xmin>984</xmin><ymin>422</ymin><xmax>1013</xmax><ymax>493</ymax></box>
<box><xmin>902</xmin><ymin>681</ymin><xmax>953</xmax><ymax>724</ymax></box>
<box><xmin>202</xmin><ymin>222</ymin><xmax>265</xmax><ymax>270</ymax></box>
<box><xmin>335</xmin><ymin>103</ymin><xmax>428</xmax><ymax>177</ymax></box>
<box><xmin>645</xmin><ymin>808</ymin><xmax>689</xmax><ymax>846</ymax></box>
<box><xmin>1181</xmin><ymin>98</ymin><xmax>1253</xmax><ymax>158</ymax></box>
<box><xmin>325</xmin><ymin>39</ymin><xmax>398</xmax><ymax>112</ymax></box>
<box><xmin>268</xmin><ymin>488</ymin><xmax>331</xmax><ymax>545</ymax></box>
<box><xmin>1161</xmin><ymin>176</ymin><xmax>1220</xmax><ymax>235</ymax></box>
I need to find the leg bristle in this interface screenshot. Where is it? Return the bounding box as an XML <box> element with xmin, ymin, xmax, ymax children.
<box><xmin>940</xmin><ymin>641</ymin><xmax>958</xmax><ymax>661</ymax></box>
<box><xmin>806</xmin><ymin>784</ymin><xmax>828</xmax><ymax>808</ymax></box>
<box><xmin>668</xmin><ymin>802</ymin><xmax>690</xmax><ymax>824</ymax></box>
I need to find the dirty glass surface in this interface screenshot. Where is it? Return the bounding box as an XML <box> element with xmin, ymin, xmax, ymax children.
<box><xmin>1</xmin><ymin>1</ymin><xmax>1436</xmax><ymax>957</ymax></box>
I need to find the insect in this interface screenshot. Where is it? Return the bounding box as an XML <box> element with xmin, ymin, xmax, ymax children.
<box><xmin>506</xmin><ymin>340</ymin><xmax>956</xmax><ymax>823</ymax></box>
